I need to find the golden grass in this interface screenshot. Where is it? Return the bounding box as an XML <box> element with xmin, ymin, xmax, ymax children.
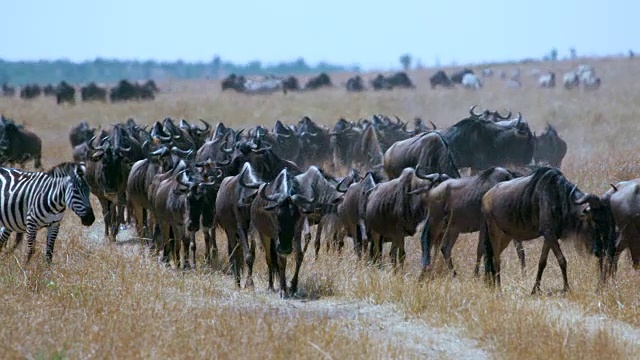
<box><xmin>1</xmin><ymin>56</ymin><xmax>640</xmax><ymax>359</ymax></box>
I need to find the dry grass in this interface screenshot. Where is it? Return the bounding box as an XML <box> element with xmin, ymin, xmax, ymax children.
<box><xmin>1</xmin><ymin>56</ymin><xmax>640</xmax><ymax>359</ymax></box>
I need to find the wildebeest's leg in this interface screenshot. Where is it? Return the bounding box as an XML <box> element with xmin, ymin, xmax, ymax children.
<box><xmin>420</xmin><ymin>217</ymin><xmax>435</xmax><ymax>278</ymax></box>
<box><xmin>131</xmin><ymin>204</ymin><xmax>145</xmax><ymax>241</ymax></box>
<box><xmin>396</xmin><ymin>237</ymin><xmax>406</xmax><ymax>272</ymax></box>
<box><xmin>531</xmin><ymin>240</ymin><xmax>552</xmax><ymax>295</ymax></box>
<box><xmin>483</xmin><ymin>218</ymin><xmax>511</xmax><ymax>288</ymax></box>
<box><xmin>440</xmin><ymin>230</ymin><xmax>460</xmax><ymax>277</ymax></box>
<box><xmin>98</xmin><ymin>197</ymin><xmax>111</xmax><ymax>239</ymax></box>
<box><xmin>314</xmin><ymin>220</ymin><xmax>324</xmax><ymax>257</ymax></box>
<box><xmin>513</xmin><ymin>240</ymin><xmax>526</xmax><ymax>276</ymax></box>
<box><xmin>261</xmin><ymin>237</ymin><xmax>276</xmax><ymax>292</ymax></box>
<box><xmin>225</xmin><ymin>228</ymin><xmax>242</xmax><ymax>287</ymax></box>
<box><xmin>237</xmin><ymin>223</ymin><xmax>252</xmax><ymax>287</ymax></box>
<box><xmin>370</xmin><ymin>232</ymin><xmax>382</xmax><ymax>264</ymax></box>
<box><xmin>290</xmin><ymin>232</ymin><xmax>304</xmax><ymax>295</ymax></box>
<box><xmin>475</xmin><ymin>228</ymin><xmax>485</xmax><ymax>277</ymax></box>
<box><xmin>549</xmin><ymin>238</ymin><xmax>569</xmax><ymax>293</ymax></box>
<box><xmin>358</xmin><ymin>220</ymin><xmax>368</xmax><ymax>259</ymax></box>
<box><xmin>276</xmin><ymin>253</ymin><xmax>288</xmax><ymax>299</ymax></box>
<box><xmin>44</xmin><ymin>222</ymin><xmax>61</xmax><ymax>264</ymax></box>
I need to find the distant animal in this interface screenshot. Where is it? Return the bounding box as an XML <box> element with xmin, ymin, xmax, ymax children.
<box><xmin>346</xmin><ymin>76</ymin><xmax>365</xmax><ymax>92</ymax></box>
<box><xmin>461</xmin><ymin>73</ymin><xmax>482</xmax><ymax>89</ymax></box>
<box><xmin>429</xmin><ymin>70</ymin><xmax>453</xmax><ymax>89</ymax></box>
<box><xmin>1</xmin><ymin>83</ymin><xmax>15</xmax><ymax>97</ymax></box>
<box><xmin>110</xmin><ymin>79</ymin><xmax>156</xmax><ymax>101</ymax></box>
<box><xmin>538</xmin><ymin>72</ymin><xmax>556</xmax><ymax>88</ymax></box>
<box><xmin>0</xmin><ymin>119</ymin><xmax>43</xmax><ymax>169</ymax></box>
<box><xmin>482</xmin><ymin>167</ymin><xmax>616</xmax><ymax>294</ymax></box>
<box><xmin>304</xmin><ymin>73</ymin><xmax>332</xmax><ymax>90</ymax></box>
<box><xmin>56</xmin><ymin>81</ymin><xmax>76</xmax><ymax>105</ymax></box>
<box><xmin>533</xmin><ymin>124</ymin><xmax>567</xmax><ymax>168</ymax></box>
<box><xmin>20</xmin><ymin>84</ymin><xmax>41</xmax><ymax>100</ymax></box>
<box><xmin>81</xmin><ymin>82</ymin><xmax>107</xmax><ymax>102</ymax></box>
<box><xmin>451</xmin><ymin>68</ymin><xmax>474</xmax><ymax>84</ymax></box>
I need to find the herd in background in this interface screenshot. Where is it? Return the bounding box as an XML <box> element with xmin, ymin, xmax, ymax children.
<box><xmin>0</xmin><ymin>104</ymin><xmax>635</xmax><ymax>298</ymax></box>
<box><xmin>0</xmin><ymin>62</ymin><xmax>602</xmax><ymax>105</ymax></box>
<box><xmin>0</xmin><ymin>79</ymin><xmax>159</xmax><ymax>104</ymax></box>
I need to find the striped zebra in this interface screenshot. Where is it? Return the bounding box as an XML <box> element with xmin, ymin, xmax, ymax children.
<box><xmin>0</xmin><ymin>162</ymin><xmax>96</xmax><ymax>263</ymax></box>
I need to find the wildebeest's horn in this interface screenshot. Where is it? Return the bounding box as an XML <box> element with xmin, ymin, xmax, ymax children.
<box><xmin>87</xmin><ymin>136</ymin><xmax>103</xmax><ymax>151</ymax></box>
<box><xmin>497</xmin><ymin>109</ymin><xmax>512</xmax><ymax>120</ymax></box>
<box><xmin>300</xmin><ymin>131</ymin><xmax>317</xmax><ymax>137</ymax></box>
<box><xmin>171</xmin><ymin>146</ymin><xmax>193</xmax><ymax>158</ymax></box>
<box><xmin>574</xmin><ymin>193</ymin><xmax>600</xmax><ymax>206</ymax></box>
<box><xmin>259</xmin><ymin>183</ymin><xmax>281</xmax><ymax>202</ymax></box>
<box><xmin>335</xmin><ymin>177</ymin><xmax>351</xmax><ymax>193</ymax></box>
<box><xmin>428</xmin><ymin>119</ymin><xmax>437</xmax><ymax>130</ymax></box>
<box><xmin>469</xmin><ymin>105</ymin><xmax>483</xmax><ymax>117</ymax></box>
<box><xmin>155</xmin><ymin>133</ymin><xmax>172</xmax><ymax>142</ymax></box>
<box><xmin>291</xmin><ymin>186</ymin><xmax>317</xmax><ymax>205</ymax></box>
<box><xmin>176</xmin><ymin>169</ymin><xmax>193</xmax><ymax>188</ymax></box>
<box><xmin>196</xmin><ymin>119</ymin><xmax>211</xmax><ymax>132</ymax></box>
<box><xmin>610</xmin><ymin>183</ymin><xmax>618</xmax><ymax>192</ymax></box>
<box><xmin>239</xmin><ymin>171</ymin><xmax>262</xmax><ymax>189</ymax></box>
<box><xmin>215</xmin><ymin>153</ymin><xmax>232</xmax><ymax>166</ymax></box>
<box><xmin>516</xmin><ymin>112</ymin><xmax>522</xmax><ymax>124</ymax></box>
<box><xmin>149</xmin><ymin>145</ymin><xmax>168</xmax><ymax>157</ymax></box>
<box><xmin>251</xmin><ymin>144</ymin><xmax>272</xmax><ymax>154</ymax></box>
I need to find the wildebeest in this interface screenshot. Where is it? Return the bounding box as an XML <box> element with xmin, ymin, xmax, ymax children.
<box><xmin>371</xmin><ymin>72</ymin><xmax>414</xmax><ymax>90</ymax></box>
<box><xmin>69</xmin><ymin>121</ymin><xmax>97</xmax><ymax>148</ymax></box>
<box><xmin>443</xmin><ymin>108</ymin><xmax>534</xmax><ymax>172</ymax></box>
<box><xmin>533</xmin><ymin>124</ymin><xmax>567</xmax><ymax>168</ymax></box>
<box><xmin>601</xmin><ymin>180</ymin><xmax>640</xmax><ymax>273</ymax></box>
<box><xmin>0</xmin><ymin>119</ymin><xmax>43</xmax><ymax>169</ymax></box>
<box><xmin>304</xmin><ymin>73</ymin><xmax>332</xmax><ymax>90</ymax></box>
<box><xmin>110</xmin><ymin>79</ymin><xmax>156</xmax><ymax>101</ymax></box>
<box><xmin>346</xmin><ymin>76</ymin><xmax>365</xmax><ymax>92</ymax></box>
<box><xmin>221</xmin><ymin>73</ymin><xmax>246</xmax><ymax>92</ymax></box>
<box><xmin>56</xmin><ymin>81</ymin><xmax>76</xmax><ymax>105</ymax></box>
<box><xmin>538</xmin><ymin>72</ymin><xmax>556</xmax><ymax>88</ymax></box>
<box><xmin>451</xmin><ymin>68</ymin><xmax>474</xmax><ymax>84</ymax></box>
<box><xmin>81</xmin><ymin>82</ymin><xmax>107</xmax><ymax>102</ymax></box>
<box><xmin>333</xmin><ymin>171</ymin><xmax>376</xmax><ymax>257</ymax></box>
<box><xmin>461</xmin><ymin>73</ymin><xmax>482</xmax><ymax>89</ymax></box>
<box><xmin>296</xmin><ymin>116</ymin><xmax>332</xmax><ymax>168</ymax></box>
<box><xmin>371</xmin><ymin>74</ymin><xmax>392</xmax><ymax>90</ymax></box>
<box><xmin>20</xmin><ymin>84</ymin><xmax>41</xmax><ymax>100</ymax></box>
<box><xmin>383</xmin><ymin>132</ymin><xmax>461</xmax><ymax>180</ymax></box>
<box><xmin>365</xmin><ymin>167</ymin><xmax>450</xmax><ymax>270</ymax></box>
<box><xmin>482</xmin><ymin>167</ymin><xmax>616</xmax><ymax>294</ymax></box>
<box><xmin>250</xmin><ymin>168</ymin><xmax>315</xmax><ymax>298</ymax></box>
<box><xmin>215</xmin><ymin>163</ymin><xmax>263</xmax><ymax>287</ymax></box>
<box><xmin>43</xmin><ymin>84</ymin><xmax>57</xmax><ymax>97</ymax></box>
<box><xmin>429</xmin><ymin>70</ymin><xmax>453</xmax><ymax>89</ymax></box>
<box><xmin>421</xmin><ymin>167</ymin><xmax>524</xmax><ymax>278</ymax></box>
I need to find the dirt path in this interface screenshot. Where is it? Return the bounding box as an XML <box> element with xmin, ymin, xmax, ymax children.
<box><xmin>83</xmin><ymin>225</ymin><xmax>492</xmax><ymax>359</ymax></box>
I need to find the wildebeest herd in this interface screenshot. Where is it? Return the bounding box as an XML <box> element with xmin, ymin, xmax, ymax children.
<box><xmin>1</xmin><ymin>79</ymin><xmax>159</xmax><ymax>104</ymax></box>
<box><xmin>0</xmin><ymin>103</ymin><xmax>633</xmax><ymax>299</ymax></box>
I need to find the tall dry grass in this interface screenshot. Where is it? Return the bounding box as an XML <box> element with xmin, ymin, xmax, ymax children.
<box><xmin>1</xmin><ymin>57</ymin><xmax>640</xmax><ymax>359</ymax></box>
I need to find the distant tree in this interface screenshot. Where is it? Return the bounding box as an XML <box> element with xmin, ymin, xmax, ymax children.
<box><xmin>569</xmin><ymin>47</ymin><xmax>577</xmax><ymax>59</ymax></box>
<box><xmin>550</xmin><ymin>48</ymin><xmax>558</xmax><ymax>61</ymax></box>
<box><xmin>629</xmin><ymin>50</ymin><xmax>635</xmax><ymax>58</ymax></box>
<box><xmin>399</xmin><ymin>53</ymin><xmax>412</xmax><ymax>71</ymax></box>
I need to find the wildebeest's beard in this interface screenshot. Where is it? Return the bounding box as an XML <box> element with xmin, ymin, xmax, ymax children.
<box><xmin>186</xmin><ymin>189</ymin><xmax>204</xmax><ymax>232</ymax></box>
<box><xmin>275</xmin><ymin>198</ymin><xmax>300</xmax><ymax>255</ymax></box>
<box><xmin>100</xmin><ymin>149</ymin><xmax>127</xmax><ymax>195</ymax></box>
<box><xmin>584</xmin><ymin>202</ymin><xmax>617</xmax><ymax>261</ymax></box>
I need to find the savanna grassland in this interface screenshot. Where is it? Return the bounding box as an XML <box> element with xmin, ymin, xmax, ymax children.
<box><xmin>1</xmin><ymin>57</ymin><xmax>640</xmax><ymax>360</ymax></box>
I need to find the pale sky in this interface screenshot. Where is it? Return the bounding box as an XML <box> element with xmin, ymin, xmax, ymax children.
<box><xmin>1</xmin><ymin>0</ymin><xmax>635</xmax><ymax>70</ymax></box>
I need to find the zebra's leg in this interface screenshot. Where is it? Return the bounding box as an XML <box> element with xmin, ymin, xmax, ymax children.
<box><xmin>25</xmin><ymin>223</ymin><xmax>39</xmax><ymax>264</ymax></box>
<box><xmin>11</xmin><ymin>233</ymin><xmax>24</xmax><ymax>253</ymax></box>
<box><xmin>0</xmin><ymin>227</ymin><xmax>12</xmax><ymax>251</ymax></box>
<box><xmin>45</xmin><ymin>222</ymin><xmax>61</xmax><ymax>264</ymax></box>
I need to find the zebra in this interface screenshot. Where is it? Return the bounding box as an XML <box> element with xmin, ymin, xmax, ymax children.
<box><xmin>0</xmin><ymin>162</ymin><xmax>96</xmax><ymax>263</ymax></box>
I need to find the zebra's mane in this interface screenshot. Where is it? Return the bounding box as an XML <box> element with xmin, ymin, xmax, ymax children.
<box><xmin>47</xmin><ymin>162</ymin><xmax>78</xmax><ymax>177</ymax></box>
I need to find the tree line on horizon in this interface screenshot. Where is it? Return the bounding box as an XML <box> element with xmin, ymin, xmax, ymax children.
<box><xmin>0</xmin><ymin>56</ymin><xmax>361</xmax><ymax>86</ymax></box>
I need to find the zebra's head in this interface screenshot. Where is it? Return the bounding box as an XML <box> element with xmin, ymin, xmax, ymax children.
<box><xmin>65</xmin><ymin>163</ymin><xmax>96</xmax><ymax>226</ymax></box>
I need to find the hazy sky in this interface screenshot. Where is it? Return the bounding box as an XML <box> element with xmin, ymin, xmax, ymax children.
<box><xmin>1</xmin><ymin>0</ymin><xmax>635</xmax><ymax>70</ymax></box>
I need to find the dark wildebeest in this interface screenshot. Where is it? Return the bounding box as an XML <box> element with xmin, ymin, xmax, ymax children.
<box><xmin>110</xmin><ymin>80</ymin><xmax>155</xmax><ymax>102</ymax></box>
<box><xmin>152</xmin><ymin>162</ymin><xmax>220</xmax><ymax>269</ymax></box>
<box><xmin>282</xmin><ymin>76</ymin><xmax>300</xmax><ymax>92</ymax></box>
<box><xmin>443</xmin><ymin>108</ymin><xmax>534</xmax><ymax>173</ymax></box>
<box><xmin>56</xmin><ymin>81</ymin><xmax>76</xmax><ymax>105</ymax></box>
<box><xmin>250</xmin><ymin>168</ymin><xmax>316</xmax><ymax>298</ymax></box>
<box><xmin>81</xmin><ymin>82</ymin><xmax>107</xmax><ymax>102</ymax></box>
<box><xmin>293</xmin><ymin>166</ymin><xmax>344</xmax><ymax>260</ymax></box>
<box><xmin>482</xmin><ymin>167</ymin><xmax>616</xmax><ymax>294</ymax></box>
<box><xmin>346</xmin><ymin>76</ymin><xmax>365</xmax><ymax>92</ymax></box>
<box><xmin>0</xmin><ymin>121</ymin><xmax>43</xmax><ymax>169</ymax></box>
<box><xmin>430</xmin><ymin>70</ymin><xmax>453</xmax><ymax>89</ymax></box>
<box><xmin>331</xmin><ymin>121</ymin><xmax>384</xmax><ymax>173</ymax></box>
<box><xmin>365</xmin><ymin>167</ymin><xmax>450</xmax><ymax>270</ymax></box>
<box><xmin>385</xmin><ymin>72</ymin><xmax>415</xmax><ymax>89</ymax></box>
<box><xmin>533</xmin><ymin>124</ymin><xmax>567</xmax><ymax>168</ymax></box>
<box><xmin>69</xmin><ymin>121</ymin><xmax>96</xmax><ymax>148</ymax></box>
<box><xmin>421</xmin><ymin>167</ymin><xmax>525</xmax><ymax>279</ymax></box>
<box><xmin>304</xmin><ymin>73</ymin><xmax>332</xmax><ymax>90</ymax></box>
<box><xmin>383</xmin><ymin>132</ymin><xmax>461</xmax><ymax>180</ymax></box>
<box><xmin>221</xmin><ymin>73</ymin><xmax>246</xmax><ymax>92</ymax></box>
<box><xmin>20</xmin><ymin>84</ymin><xmax>41</xmax><ymax>100</ymax></box>
<box><xmin>451</xmin><ymin>68</ymin><xmax>474</xmax><ymax>84</ymax></box>
<box><xmin>371</xmin><ymin>74</ymin><xmax>392</xmax><ymax>90</ymax></box>
<box><xmin>215</xmin><ymin>163</ymin><xmax>263</xmax><ymax>287</ymax></box>
<box><xmin>468</xmin><ymin>105</ymin><xmax>512</xmax><ymax>122</ymax></box>
<box><xmin>296</xmin><ymin>116</ymin><xmax>332</xmax><ymax>169</ymax></box>
<box><xmin>601</xmin><ymin>180</ymin><xmax>640</xmax><ymax>273</ymax></box>
<box><xmin>332</xmin><ymin>171</ymin><xmax>377</xmax><ymax>257</ymax></box>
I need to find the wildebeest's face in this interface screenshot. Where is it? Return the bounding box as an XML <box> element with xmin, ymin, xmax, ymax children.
<box><xmin>91</xmin><ymin>144</ymin><xmax>129</xmax><ymax>195</ymax></box>
<box><xmin>271</xmin><ymin>197</ymin><xmax>301</xmax><ymax>255</ymax></box>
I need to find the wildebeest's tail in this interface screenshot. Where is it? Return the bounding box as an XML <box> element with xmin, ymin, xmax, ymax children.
<box><xmin>481</xmin><ymin>219</ymin><xmax>496</xmax><ymax>284</ymax></box>
<box><xmin>420</xmin><ymin>216</ymin><xmax>432</xmax><ymax>274</ymax></box>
